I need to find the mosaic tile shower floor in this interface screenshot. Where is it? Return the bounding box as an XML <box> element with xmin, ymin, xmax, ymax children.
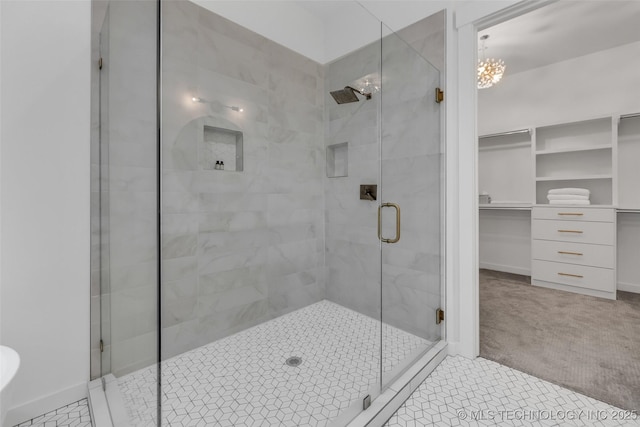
<box><xmin>117</xmin><ymin>300</ymin><xmax>431</xmax><ymax>426</ymax></box>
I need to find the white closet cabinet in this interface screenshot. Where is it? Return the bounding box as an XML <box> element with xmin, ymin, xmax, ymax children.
<box><xmin>532</xmin><ymin>116</ymin><xmax>617</xmax><ymax>298</ymax></box>
<box><xmin>531</xmin><ymin>206</ymin><xmax>616</xmax><ymax>299</ymax></box>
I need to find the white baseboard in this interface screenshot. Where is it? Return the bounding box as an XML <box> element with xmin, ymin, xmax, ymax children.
<box><xmin>479</xmin><ymin>262</ymin><xmax>531</xmax><ymax>277</ymax></box>
<box><xmin>532</xmin><ymin>279</ymin><xmax>616</xmax><ymax>300</ymax></box>
<box><xmin>617</xmin><ymin>281</ymin><xmax>640</xmax><ymax>294</ymax></box>
<box><xmin>446</xmin><ymin>341</ymin><xmax>459</xmax><ymax>356</ymax></box>
<box><xmin>5</xmin><ymin>382</ymin><xmax>87</xmax><ymax>427</ymax></box>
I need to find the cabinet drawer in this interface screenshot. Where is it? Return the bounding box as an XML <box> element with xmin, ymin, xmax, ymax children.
<box><xmin>532</xmin><ymin>260</ymin><xmax>615</xmax><ymax>293</ymax></box>
<box><xmin>532</xmin><ymin>219</ymin><xmax>614</xmax><ymax>245</ymax></box>
<box><xmin>532</xmin><ymin>207</ymin><xmax>614</xmax><ymax>222</ymax></box>
<box><xmin>532</xmin><ymin>240</ymin><xmax>614</xmax><ymax>269</ymax></box>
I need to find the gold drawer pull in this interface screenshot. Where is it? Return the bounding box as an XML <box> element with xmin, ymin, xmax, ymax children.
<box><xmin>558</xmin><ymin>251</ymin><xmax>583</xmax><ymax>256</ymax></box>
<box><xmin>558</xmin><ymin>229</ymin><xmax>583</xmax><ymax>233</ymax></box>
<box><xmin>558</xmin><ymin>212</ymin><xmax>584</xmax><ymax>216</ymax></box>
<box><xmin>558</xmin><ymin>272</ymin><xmax>584</xmax><ymax>278</ymax></box>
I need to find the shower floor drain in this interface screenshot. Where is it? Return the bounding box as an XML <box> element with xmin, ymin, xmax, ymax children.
<box><xmin>285</xmin><ymin>356</ymin><xmax>302</xmax><ymax>367</ymax></box>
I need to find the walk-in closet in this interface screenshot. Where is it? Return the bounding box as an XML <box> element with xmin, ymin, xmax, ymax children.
<box><xmin>476</xmin><ymin>1</ymin><xmax>640</xmax><ymax>412</ymax></box>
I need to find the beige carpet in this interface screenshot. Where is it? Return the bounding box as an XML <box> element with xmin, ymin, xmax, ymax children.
<box><xmin>480</xmin><ymin>269</ymin><xmax>640</xmax><ymax>411</ymax></box>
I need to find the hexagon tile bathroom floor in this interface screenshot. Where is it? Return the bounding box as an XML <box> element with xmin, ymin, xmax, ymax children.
<box><xmin>385</xmin><ymin>356</ymin><xmax>637</xmax><ymax>427</ymax></box>
<box><xmin>117</xmin><ymin>300</ymin><xmax>431</xmax><ymax>426</ymax></box>
<box><xmin>15</xmin><ymin>349</ymin><xmax>636</xmax><ymax>426</ymax></box>
<box><xmin>13</xmin><ymin>399</ymin><xmax>91</xmax><ymax>427</ymax></box>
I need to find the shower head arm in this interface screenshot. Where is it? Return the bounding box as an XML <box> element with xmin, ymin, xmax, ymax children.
<box><xmin>345</xmin><ymin>86</ymin><xmax>372</xmax><ymax>100</ymax></box>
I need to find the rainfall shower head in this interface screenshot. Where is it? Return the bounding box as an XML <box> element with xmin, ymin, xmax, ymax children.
<box><xmin>330</xmin><ymin>86</ymin><xmax>372</xmax><ymax>104</ymax></box>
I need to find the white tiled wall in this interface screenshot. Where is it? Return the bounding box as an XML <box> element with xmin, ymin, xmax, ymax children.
<box><xmin>159</xmin><ymin>0</ymin><xmax>326</xmax><ymax>360</ymax></box>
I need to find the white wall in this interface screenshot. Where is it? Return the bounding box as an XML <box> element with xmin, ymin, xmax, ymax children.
<box><xmin>479</xmin><ymin>40</ymin><xmax>640</xmax><ymax>135</ymax></box>
<box><xmin>192</xmin><ymin>0</ymin><xmax>450</xmax><ymax>64</ymax></box>
<box><xmin>0</xmin><ymin>1</ymin><xmax>91</xmax><ymax>424</ymax></box>
<box><xmin>191</xmin><ymin>0</ymin><xmax>327</xmax><ymax>62</ymax></box>
<box><xmin>479</xmin><ymin>210</ymin><xmax>531</xmax><ymax>276</ymax></box>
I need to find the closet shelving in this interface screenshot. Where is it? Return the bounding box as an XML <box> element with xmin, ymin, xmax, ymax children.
<box><xmin>534</xmin><ymin>116</ymin><xmax>614</xmax><ymax>206</ymax></box>
<box><xmin>536</xmin><ymin>174</ymin><xmax>612</xmax><ymax>181</ymax></box>
<box><xmin>479</xmin><ymin>203</ymin><xmax>531</xmax><ymax>210</ymax></box>
<box><xmin>617</xmin><ymin>113</ymin><xmax>640</xmax><ymax>210</ymax></box>
<box><xmin>478</xmin><ymin>113</ymin><xmax>640</xmax><ymax>210</ymax></box>
<box><xmin>535</xmin><ymin>144</ymin><xmax>612</xmax><ymax>155</ymax></box>
<box><xmin>478</xmin><ymin>129</ymin><xmax>534</xmax><ymax>209</ymax></box>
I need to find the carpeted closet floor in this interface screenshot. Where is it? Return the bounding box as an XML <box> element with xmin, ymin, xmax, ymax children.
<box><xmin>479</xmin><ymin>269</ymin><xmax>640</xmax><ymax>411</ymax></box>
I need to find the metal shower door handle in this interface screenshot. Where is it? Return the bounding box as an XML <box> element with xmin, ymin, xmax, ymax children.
<box><xmin>378</xmin><ymin>203</ymin><xmax>401</xmax><ymax>243</ymax></box>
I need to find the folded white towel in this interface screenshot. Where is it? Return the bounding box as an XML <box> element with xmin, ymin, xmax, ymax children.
<box><xmin>548</xmin><ymin>188</ymin><xmax>590</xmax><ymax>197</ymax></box>
<box><xmin>549</xmin><ymin>199</ymin><xmax>591</xmax><ymax>205</ymax></box>
<box><xmin>547</xmin><ymin>194</ymin><xmax>589</xmax><ymax>201</ymax></box>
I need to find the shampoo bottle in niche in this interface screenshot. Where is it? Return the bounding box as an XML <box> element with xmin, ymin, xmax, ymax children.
<box><xmin>220</xmin><ymin>161</ymin><xmax>225</xmax><ymax>170</ymax></box>
<box><xmin>215</xmin><ymin>160</ymin><xmax>220</xmax><ymax>170</ymax></box>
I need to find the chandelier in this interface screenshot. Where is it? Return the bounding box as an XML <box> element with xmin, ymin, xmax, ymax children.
<box><xmin>477</xmin><ymin>35</ymin><xmax>505</xmax><ymax>89</ymax></box>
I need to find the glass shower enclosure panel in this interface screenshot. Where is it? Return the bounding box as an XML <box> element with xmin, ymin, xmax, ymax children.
<box><xmin>90</xmin><ymin>0</ymin><xmax>159</xmax><ymax>423</ymax></box>
<box><xmin>96</xmin><ymin>8</ymin><xmax>111</xmax><ymax>378</ymax></box>
<box><xmin>379</xmin><ymin>23</ymin><xmax>443</xmax><ymax>388</ymax></box>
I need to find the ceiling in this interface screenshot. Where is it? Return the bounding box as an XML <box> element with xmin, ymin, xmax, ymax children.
<box><xmin>191</xmin><ymin>1</ymin><xmax>443</xmax><ymax>64</ymax></box>
<box><xmin>480</xmin><ymin>1</ymin><xmax>640</xmax><ymax>76</ymax></box>
<box><xmin>193</xmin><ymin>1</ymin><xmax>640</xmax><ymax>68</ymax></box>
<box><xmin>295</xmin><ymin>1</ymin><xmax>351</xmax><ymax>21</ymax></box>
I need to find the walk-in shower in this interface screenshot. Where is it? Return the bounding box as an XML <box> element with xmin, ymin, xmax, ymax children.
<box><xmin>90</xmin><ymin>1</ymin><xmax>446</xmax><ymax>425</ymax></box>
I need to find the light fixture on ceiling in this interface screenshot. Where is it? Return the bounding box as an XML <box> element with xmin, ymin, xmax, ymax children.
<box><xmin>477</xmin><ymin>35</ymin><xmax>505</xmax><ymax>89</ymax></box>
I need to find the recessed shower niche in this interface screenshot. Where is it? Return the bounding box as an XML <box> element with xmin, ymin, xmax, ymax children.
<box><xmin>327</xmin><ymin>142</ymin><xmax>348</xmax><ymax>178</ymax></box>
<box><xmin>169</xmin><ymin>116</ymin><xmax>244</xmax><ymax>172</ymax></box>
<box><xmin>201</xmin><ymin>125</ymin><xmax>243</xmax><ymax>171</ymax></box>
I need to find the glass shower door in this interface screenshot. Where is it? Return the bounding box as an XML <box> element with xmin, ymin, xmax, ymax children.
<box><xmin>379</xmin><ymin>24</ymin><xmax>443</xmax><ymax>388</ymax></box>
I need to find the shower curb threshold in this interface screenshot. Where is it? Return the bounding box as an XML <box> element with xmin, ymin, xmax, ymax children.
<box><xmin>89</xmin><ymin>342</ymin><xmax>447</xmax><ymax>427</ymax></box>
<box><xmin>89</xmin><ymin>374</ymin><xmax>130</xmax><ymax>427</ymax></box>
<box><xmin>345</xmin><ymin>341</ymin><xmax>447</xmax><ymax>427</ymax></box>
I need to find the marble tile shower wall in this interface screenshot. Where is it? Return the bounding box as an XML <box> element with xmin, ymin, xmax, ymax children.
<box><xmin>160</xmin><ymin>0</ymin><xmax>325</xmax><ymax>359</ymax></box>
<box><xmin>324</xmin><ymin>41</ymin><xmax>382</xmax><ymax>321</ymax></box>
<box><xmin>324</xmin><ymin>15</ymin><xmax>445</xmax><ymax>341</ymax></box>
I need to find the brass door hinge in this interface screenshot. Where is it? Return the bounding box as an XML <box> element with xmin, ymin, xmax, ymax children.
<box><xmin>100</xmin><ymin>339</ymin><xmax>104</xmax><ymax>352</ymax></box>
<box><xmin>436</xmin><ymin>308</ymin><xmax>444</xmax><ymax>324</ymax></box>
<box><xmin>435</xmin><ymin>87</ymin><xmax>444</xmax><ymax>103</ymax></box>
<box><xmin>98</xmin><ymin>57</ymin><xmax>103</xmax><ymax>70</ymax></box>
